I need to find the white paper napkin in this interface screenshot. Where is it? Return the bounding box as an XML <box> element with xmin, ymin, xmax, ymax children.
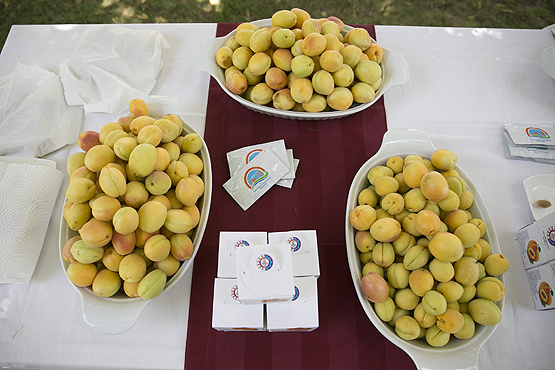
<box><xmin>59</xmin><ymin>25</ymin><xmax>169</xmax><ymax>114</ymax></box>
<box><xmin>0</xmin><ymin>63</ymin><xmax>82</xmax><ymax>158</ymax></box>
<box><xmin>0</xmin><ymin>161</ymin><xmax>63</xmax><ymax>284</ymax></box>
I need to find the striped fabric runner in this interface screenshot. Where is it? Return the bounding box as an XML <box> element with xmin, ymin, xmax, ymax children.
<box><xmin>185</xmin><ymin>22</ymin><xmax>415</xmax><ymax>370</ymax></box>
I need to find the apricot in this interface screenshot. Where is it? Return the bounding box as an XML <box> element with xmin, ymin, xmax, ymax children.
<box><xmin>249</xmin><ymin>28</ymin><xmax>272</xmax><ymax>53</ymax></box>
<box><xmin>128</xmin><ymin>143</ymin><xmax>157</xmax><ymax>178</ymax></box>
<box><xmin>119</xmin><ymin>253</ymin><xmax>147</xmax><ymax>283</ymax></box>
<box><xmin>113</xmin><ymin>136</ymin><xmax>138</xmax><ymax>161</ymax></box>
<box><xmin>428</xmin><ymin>232</ymin><xmax>464</xmax><ymax>263</ymax></box>
<box><xmin>468</xmin><ymin>298</ymin><xmax>502</xmax><ymax>325</ymax></box>
<box><xmin>437</xmin><ymin>308</ymin><xmax>465</xmax><ymax>333</ymax></box>
<box><xmin>431</xmin><ymin>149</ymin><xmax>458</xmax><ymax>170</ymax></box>
<box><xmin>395</xmin><ymin>288</ymin><xmax>420</xmax><ymax>311</ymax></box>
<box><xmin>327</xmin><ymin>87</ymin><xmax>353</xmax><ymax>110</ymax></box>
<box><xmin>129</xmin><ymin>98</ymin><xmax>149</xmax><ymax>117</ymax></box>
<box><xmin>420</xmin><ymin>171</ymin><xmax>449</xmax><ymax>202</ymax></box>
<box><xmin>347</xmin><ymin>27</ymin><xmax>372</xmax><ymax>51</ymax></box>
<box><xmin>112</xmin><ymin>206</ymin><xmax>139</xmax><ymax>235</ymax></box>
<box><xmin>92</xmin><ymin>269</ymin><xmax>122</xmax><ymax>298</ymax></box>
<box><xmin>351</xmin><ymin>82</ymin><xmax>376</xmax><ymax>104</ymax></box>
<box><xmin>90</xmin><ymin>195</ymin><xmax>120</xmax><ymax>222</ymax></box>
<box><xmin>422</xmin><ymin>290</ymin><xmax>447</xmax><ymax>315</ymax></box>
<box><xmin>250</xmin><ymin>82</ymin><xmax>274</xmax><ymax>105</ymax></box>
<box><xmin>332</xmin><ymin>64</ymin><xmax>354</xmax><ymax>87</ymax></box>
<box><xmin>361</xmin><ymin>272</ymin><xmax>389</xmax><ymax>303</ymax></box>
<box><xmin>454</xmin><ymin>222</ymin><xmax>481</xmax><ymax>248</ymax></box>
<box><xmin>67</xmin><ymin>152</ymin><xmax>86</xmax><ymax>176</ymax></box>
<box><xmin>273</xmin><ymin>88</ymin><xmax>296</xmax><ymax>110</ymax></box>
<box><xmin>84</xmin><ymin>144</ymin><xmax>115</xmax><ymax>173</ymax></box>
<box><xmin>374</xmin><ymin>297</ymin><xmax>396</xmax><ymax>322</ymax></box>
<box><xmin>484</xmin><ymin>254</ymin><xmax>510</xmax><ymax>276</ymax></box>
<box><xmin>164</xmin><ymin>209</ymin><xmax>195</xmax><ymax>234</ymax></box>
<box><xmin>138</xmin><ymin>200</ymin><xmax>168</xmax><ymax>233</ymax></box>
<box><xmin>144</xmin><ymin>234</ymin><xmax>171</xmax><ymax>262</ymax></box>
<box><xmin>364</xmin><ymin>43</ymin><xmax>384</xmax><ymax>64</ymax></box>
<box><xmin>403</xmin><ymin>244</ymin><xmax>430</xmax><ymax>270</ymax></box>
<box><xmin>395</xmin><ymin>316</ymin><xmax>420</xmax><ymax>340</ymax></box>
<box><xmin>290</xmin><ymin>77</ymin><xmax>314</xmax><ymax>103</ymax></box>
<box><xmin>380</xmin><ymin>193</ymin><xmax>404</xmax><ymax>216</ymax></box>
<box><xmin>138</xmin><ymin>269</ymin><xmax>167</xmax><ymax>300</ymax></box>
<box><xmin>301</xmin><ymin>19</ymin><xmax>321</xmax><ymax>37</ymax></box>
<box><xmin>414</xmin><ymin>209</ymin><xmax>442</xmax><ymax>236</ymax></box>
<box><xmin>112</xmin><ymin>230</ymin><xmax>136</xmax><ymax>255</ymax></box>
<box><xmin>66</xmin><ymin>261</ymin><xmax>97</xmax><ymax>287</ymax></box>
<box><xmin>302</xmin><ymin>94</ymin><xmax>327</xmax><ymax>112</ymax></box>
<box><xmin>426</xmin><ymin>324</ymin><xmax>450</xmax><ymax>347</ymax></box>
<box><xmin>216</xmin><ymin>46</ymin><xmax>233</xmax><ymax>68</ymax></box>
<box><xmin>170</xmin><ymin>233</ymin><xmax>194</xmax><ymax>261</ymax></box>
<box><xmin>403</xmin><ymin>160</ymin><xmax>428</xmax><ymax>188</ymax></box>
<box><xmin>272</xmin><ymin>48</ymin><xmax>293</xmax><ymax>72</ymax></box>
<box><xmin>354</xmin><ymin>60</ymin><xmax>382</xmax><ymax>85</ymax></box>
<box><xmin>78</xmin><ymin>131</ymin><xmax>101</xmax><ymax>152</ymax></box>
<box><xmin>65</xmin><ymin>202</ymin><xmax>92</xmax><ymax>231</ymax></box>
<box><xmin>70</xmin><ymin>240</ymin><xmax>104</xmax><ymax>264</ymax></box>
<box><xmin>429</xmin><ymin>258</ymin><xmax>454</xmax><ymax>282</ymax></box>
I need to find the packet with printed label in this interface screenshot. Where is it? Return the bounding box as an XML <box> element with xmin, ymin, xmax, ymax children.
<box><xmin>223</xmin><ymin>150</ymin><xmax>290</xmax><ymax>210</ymax></box>
<box><xmin>227</xmin><ymin>139</ymin><xmax>295</xmax><ymax>180</ymax></box>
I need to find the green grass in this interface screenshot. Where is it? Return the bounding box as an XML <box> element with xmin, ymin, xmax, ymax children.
<box><xmin>1</xmin><ymin>0</ymin><xmax>553</xmax><ymax>51</ymax></box>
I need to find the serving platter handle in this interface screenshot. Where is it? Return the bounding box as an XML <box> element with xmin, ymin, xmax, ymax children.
<box><xmin>195</xmin><ymin>37</ymin><xmax>223</xmax><ymax>76</ymax></box>
<box><xmin>376</xmin><ymin>128</ymin><xmax>436</xmax><ymax>158</ymax></box>
<box><xmin>382</xmin><ymin>48</ymin><xmax>410</xmax><ymax>88</ymax></box>
<box><xmin>412</xmin><ymin>345</ymin><xmax>479</xmax><ymax>370</ymax></box>
<box><xmin>80</xmin><ymin>290</ymin><xmax>150</xmax><ymax>335</ymax></box>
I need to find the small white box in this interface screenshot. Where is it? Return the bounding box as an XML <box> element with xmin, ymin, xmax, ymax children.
<box><xmin>516</xmin><ymin>212</ymin><xmax>555</xmax><ymax>269</ymax></box>
<box><xmin>526</xmin><ymin>262</ymin><xmax>555</xmax><ymax>311</ymax></box>
<box><xmin>268</xmin><ymin>230</ymin><xmax>320</xmax><ymax>277</ymax></box>
<box><xmin>266</xmin><ymin>276</ymin><xmax>319</xmax><ymax>332</ymax></box>
<box><xmin>217</xmin><ymin>231</ymin><xmax>268</xmax><ymax>278</ymax></box>
<box><xmin>236</xmin><ymin>243</ymin><xmax>294</xmax><ymax>304</ymax></box>
<box><xmin>212</xmin><ymin>278</ymin><xmax>265</xmax><ymax>331</ymax></box>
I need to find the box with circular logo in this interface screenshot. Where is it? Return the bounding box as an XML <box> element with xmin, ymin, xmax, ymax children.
<box><xmin>526</xmin><ymin>262</ymin><xmax>555</xmax><ymax>311</ymax></box>
<box><xmin>217</xmin><ymin>231</ymin><xmax>268</xmax><ymax>278</ymax></box>
<box><xmin>266</xmin><ymin>276</ymin><xmax>319</xmax><ymax>332</ymax></box>
<box><xmin>235</xmin><ymin>242</ymin><xmax>295</xmax><ymax>305</ymax></box>
<box><xmin>268</xmin><ymin>230</ymin><xmax>320</xmax><ymax>277</ymax></box>
<box><xmin>212</xmin><ymin>278</ymin><xmax>265</xmax><ymax>331</ymax></box>
<box><xmin>515</xmin><ymin>212</ymin><xmax>555</xmax><ymax>270</ymax></box>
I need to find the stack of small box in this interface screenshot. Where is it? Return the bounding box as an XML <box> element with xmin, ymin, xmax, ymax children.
<box><xmin>212</xmin><ymin>230</ymin><xmax>320</xmax><ymax>331</ymax></box>
<box><xmin>515</xmin><ymin>212</ymin><xmax>555</xmax><ymax>310</ymax></box>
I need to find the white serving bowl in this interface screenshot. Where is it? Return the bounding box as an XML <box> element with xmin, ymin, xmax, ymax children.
<box><xmin>344</xmin><ymin>128</ymin><xmax>503</xmax><ymax>370</ymax></box>
<box><xmin>59</xmin><ymin>96</ymin><xmax>212</xmax><ymax>335</ymax></box>
<box><xmin>195</xmin><ymin>19</ymin><xmax>409</xmax><ymax>120</ymax></box>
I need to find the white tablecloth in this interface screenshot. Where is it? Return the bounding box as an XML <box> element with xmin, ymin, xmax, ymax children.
<box><xmin>377</xmin><ymin>25</ymin><xmax>555</xmax><ymax>369</ymax></box>
<box><xmin>1</xmin><ymin>22</ymin><xmax>555</xmax><ymax>370</ymax></box>
<box><xmin>0</xmin><ymin>23</ymin><xmax>217</xmax><ymax>370</ymax></box>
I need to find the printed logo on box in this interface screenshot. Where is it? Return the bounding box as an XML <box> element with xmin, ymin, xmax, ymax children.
<box><xmin>526</xmin><ymin>127</ymin><xmax>550</xmax><ymax>139</ymax></box>
<box><xmin>287</xmin><ymin>236</ymin><xmax>302</xmax><ymax>252</ymax></box>
<box><xmin>256</xmin><ymin>254</ymin><xmax>274</xmax><ymax>271</ymax></box>
<box><xmin>235</xmin><ymin>240</ymin><xmax>250</xmax><ymax>248</ymax></box>
<box><xmin>244</xmin><ymin>166</ymin><xmax>269</xmax><ymax>190</ymax></box>
<box><xmin>527</xmin><ymin>240</ymin><xmax>542</xmax><ymax>264</ymax></box>
<box><xmin>538</xmin><ymin>281</ymin><xmax>553</xmax><ymax>308</ymax></box>
<box><xmin>547</xmin><ymin>227</ymin><xmax>555</xmax><ymax>247</ymax></box>
<box><xmin>246</xmin><ymin>149</ymin><xmax>263</xmax><ymax>163</ymax></box>
<box><xmin>230</xmin><ymin>285</ymin><xmax>239</xmax><ymax>300</ymax></box>
<box><xmin>292</xmin><ymin>286</ymin><xmax>300</xmax><ymax>301</ymax></box>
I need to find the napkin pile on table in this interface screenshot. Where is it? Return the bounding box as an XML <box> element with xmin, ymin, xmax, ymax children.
<box><xmin>0</xmin><ymin>63</ymin><xmax>82</xmax><ymax>158</ymax></box>
<box><xmin>59</xmin><ymin>25</ymin><xmax>169</xmax><ymax>114</ymax></box>
<box><xmin>0</xmin><ymin>161</ymin><xmax>63</xmax><ymax>284</ymax></box>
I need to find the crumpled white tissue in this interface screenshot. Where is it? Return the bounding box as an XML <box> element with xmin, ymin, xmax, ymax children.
<box><xmin>0</xmin><ymin>161</ymin><xmax>63</xmax><ymax>284</ymax></box>
<box><xmin>0</xmin><ymin>63</ymin><xmax>82</xmax><ymax>158</ymax></box>
<box><xmin>59</xmin><ymin>25</ymin><xmax>169</xmax><ymax>114</ymax></box>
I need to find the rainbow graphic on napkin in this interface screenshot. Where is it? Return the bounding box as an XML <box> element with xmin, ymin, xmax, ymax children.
<box><xmin>244</xmin><ymin>166</ymin><xmax>268</xmax><ymax>189</ymax></box>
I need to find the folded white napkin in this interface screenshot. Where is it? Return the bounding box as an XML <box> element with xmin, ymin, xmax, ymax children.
<box><xmin>0</xmin><ymin>63</ymin><xmax>82</xmax><ymax>158</ymax></box>
<box><xmin>59</xmin><ymin>25</ymin><xmax>169</xmax><ymax>114</ymax></box>
<box><xmin>0</xmin><ymin>160</ymin><xmax>63</xmax><ymax>284</ymax></box>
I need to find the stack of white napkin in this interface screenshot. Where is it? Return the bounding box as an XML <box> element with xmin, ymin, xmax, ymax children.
<box><xmin>0</xmin><ymin>160</ymin><xmax>63</xmax><ymax>284</ymax></box>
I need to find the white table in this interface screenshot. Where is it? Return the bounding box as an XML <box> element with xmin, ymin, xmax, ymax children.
<box><xmin>1</xmin><ymin>22</ymin><xmax>555</xmax><ymax>370</ymax></box>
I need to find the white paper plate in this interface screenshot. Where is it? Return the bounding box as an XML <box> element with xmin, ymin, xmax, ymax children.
<box><xmin>523</xmin><ymin>174</ymin><xmax>555</xmax><ymax>220</ymax></box>
<box><xmin>59</xmin><ymin>96</ymin><xmax>213</xmax><ymax>334</ymax></box>
<box><xmin>345</xmin><ymin>128</ymin><xmax>502</xmax><ymax>370</ymax></box>
<box><xmin>195</xmin><ymin>19</ymin><xmax>409</xmax><ymax>120</ymax></box>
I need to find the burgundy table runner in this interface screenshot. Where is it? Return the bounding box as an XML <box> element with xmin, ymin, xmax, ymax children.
<box><xmin>185</xmin><ymin>23</ymin><xmax>416</xmax><ymax>370</ymax></box>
